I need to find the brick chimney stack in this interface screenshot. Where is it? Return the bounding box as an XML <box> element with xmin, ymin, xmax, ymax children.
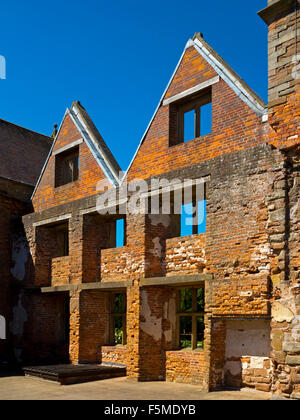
<box><xmin>258</xmin><ymin>0</ymin><xmax>300</xmax><ymax>108</ymax></box>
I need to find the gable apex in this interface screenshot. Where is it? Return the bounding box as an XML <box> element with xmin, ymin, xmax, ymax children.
<box><xmin>69</xmin><ymin>101</ymin><xmax>121</xmax><ymax>186</ymax></box>
<box><xmin>32</xmin><ymin>103</ymin><xmax>121</xmax><ymax>199</ymax></box>
<box><xmin>192</xmin><ymin>33</ymin><xmax>267</xmax><ymax>116</ymax></box>
<box><xmin>122</xmin><ymin>35</ymin><xmax>267</xmax><ymax>183</ymax></box>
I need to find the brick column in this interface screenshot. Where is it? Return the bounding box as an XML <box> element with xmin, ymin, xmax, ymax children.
<box><xmin>69</xmin><ymin>289</ymin><xmax>110</xmax><ymax>364</ymax></box>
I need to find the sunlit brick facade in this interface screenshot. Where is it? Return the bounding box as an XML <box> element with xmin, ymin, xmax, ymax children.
<box><xmin>2</xmin><ymin>0</ymin><xmax>300</xmax><ymax>398</ymax></box>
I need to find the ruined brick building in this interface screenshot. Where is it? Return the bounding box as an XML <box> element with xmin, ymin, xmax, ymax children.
<box><xmin>0</xmin><ymin>120</ymin><xmax>51</xmax><ymax>362</ymax></box>
<box><xmin>1</xmin><ymin>0</ymin><xmax>300</xmax><ymax>398</ymax></box>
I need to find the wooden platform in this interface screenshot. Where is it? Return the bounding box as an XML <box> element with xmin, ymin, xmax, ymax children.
<box><xmin>23</xmin><ymin>363</ymin><xmax>126</xmax><ymax>385</ymax></box>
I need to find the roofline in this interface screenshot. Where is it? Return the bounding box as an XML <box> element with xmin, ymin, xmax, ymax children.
<box><xmin>31</xmin><ymin>109</ymin><xmax>69</xmax><ymax>199</ymax></box>
<box><xmin>121</xmin><ymin>39</ymin><xmax>191</xmax><ymax>184</ymax></box>
<box><xmin>32</xmin><ymin>104</ymin><xmax>121</xmax><ymax>200</ymax></box>
<box><xmin>69</xmin><ymin>105</ymin><xmax>120</xmax><ymax>187</ymax></box>
<box><xmin>192</xmin><ymin>36</ymin><xmax>267</xmax><ymax>115</ymax></box>
<box><xmin>121</xmin><ymin>37</ymin><xmax>268</xmax><ymax>183</ymax></box>
<box><xmin>0</xmin><ymin>175</ymin><xmax>35</xmax><ymax>188</ymax></box>
<box><xmin>0</xmin><ymin>118</ymin><xmax>52</xmax><ymax>143</ymax></box>
<box><xmin>32</xmin><ymin>35</ymin><xmax>269</xmax><ymax>193</ymax></box>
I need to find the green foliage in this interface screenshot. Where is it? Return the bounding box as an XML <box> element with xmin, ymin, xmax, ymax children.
<box><xmin>114</xmin><ymin>316</ymin><xmax>123</xmax><ymax>345</ymax></box>
<box><xmin>180</xmin><ymin>289</ymin><xmax>193</xmax><ymax>312</ymax></box>
<box><xmin>114</xmin><ymin>293</ymin><xmax>124</xmax><ymax>314</ymax></box>
<box><xmin>197</xmin><ymin>289</ymin><xmax>205</xmax><ymax>312</ymax></box>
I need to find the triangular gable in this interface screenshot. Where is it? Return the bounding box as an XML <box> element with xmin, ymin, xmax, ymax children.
<box><xmin>70</xmin><ymin>102</ymin><xmax>121</xmax><ymax>186</ymax></box>
<box><xmin>32</xmin><ymin>102</ymin><xmax>121</xmax><ymax>199</ymax></box>
<box><xmin>122</xmin><ymin>34</ymin><xmax>268</xmax><ymax>183</ymax></box>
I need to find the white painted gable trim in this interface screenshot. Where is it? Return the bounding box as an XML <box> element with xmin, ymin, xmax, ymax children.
<box><xmin>31</xmin><ymin>108</ymin><xmax>69</xmax><ymax>199</ymax></box>
<box><xmin>122</xmin><ymin>38</ymin><xmax>268</xmax><ymax>183</ymax></box>
<box><xmin>32</xmin><ymin>106</ymin><xmax>120</xmax><ymax>200</ymax></box>
<box><xmin>192</xmin><ymin>37</ymin><xmax>267</xmax><ymax>116</ymax></box>
<box><xmin>69</xmin><ymin>108</ymin><xmax>120</xmax><ymax>187</ymax></box>
<box><xmin>121</xmin><ymin>40</ymin><xmax>192</xmax><ymax>184</ymax></box>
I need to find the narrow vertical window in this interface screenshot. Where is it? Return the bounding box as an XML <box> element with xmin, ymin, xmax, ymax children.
<box><xmin>51</xmin><ymin>223</ymin><xmax>69</xmax><ymax>257</ymax></box>
<box><xmin>200</xmin><ymin>102</ymin><xmax>212</xmax><ymax>136</ymax></box>
<box><xmin>116</xmin><ymin>218</ymin><xmax>125</xmax><ymax>248</ymax></box>
<box><xmin>111</xmin><ymin>293</ymin><xmax>126</xmax><ymax>346</ymax></box>
<box><xmin>184</xmin><ymin>110</ymin><xmax>196</xmax><ymax>142</ymax></box>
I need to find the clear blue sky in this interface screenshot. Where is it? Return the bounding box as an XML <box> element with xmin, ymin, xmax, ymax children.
<box><xmin>0</xmin><ymin>0</ymin><xmax>268</xmax><ymax>171</ymax></box>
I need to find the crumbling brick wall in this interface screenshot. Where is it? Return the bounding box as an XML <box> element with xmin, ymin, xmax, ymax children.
<box><xmin>0</xmin><ymin>194</ymin><xmax>27</xmax><ymax>364</ymax></box>
<box><xmin>17</xmin><ymin>1</ymin><xmax>300</xmax><ymax>397</ymax></box>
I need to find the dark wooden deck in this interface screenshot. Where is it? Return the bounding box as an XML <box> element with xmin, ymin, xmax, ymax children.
<box><xmin>23</xmin><ymin>363</ymin><xmax>126</xmax><ymax>385</ymax></box>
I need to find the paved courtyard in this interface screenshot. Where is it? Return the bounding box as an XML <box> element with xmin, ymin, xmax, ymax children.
<box><xmin>0</xmin><ymin>374</ymin><xmax>270</xmax><ymax>400</ymax></box>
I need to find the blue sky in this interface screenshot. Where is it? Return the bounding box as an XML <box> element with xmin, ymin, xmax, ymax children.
<box><xmin>0</xmin><ymin>0</ymin><xmax>268</xmax><ymax>171</ymax></box>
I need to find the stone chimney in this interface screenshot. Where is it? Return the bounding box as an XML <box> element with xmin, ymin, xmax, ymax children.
<box><xmin>258</xmin><ymin>0</ymin><xmax>300</xmax><ymax>108</ymax></box>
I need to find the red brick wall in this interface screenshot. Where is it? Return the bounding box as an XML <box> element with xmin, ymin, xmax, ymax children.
<box><xmin>101</xmin><ymin>346</ymin><xmax>127</xmax><ymax>365</ymax></box>
<box><xmin>101</xmin><ymin>247</ymin><xmax>129</xmax><ymax>282</ymax></box>
<box><xmin>127</xmin><ymin>47</ymin><xmax>268</xmax><ymax>182</ymax></box>
<box><xmin>22</xmin><ymin>293</ymin><xmax>69</xmax><ymax>364</ymax></box>
<box><xmin>164</xmin><ymin>47</ymin><xmax>217</xmax><ymax>99</ymax></box>
<box><xmin>33</xmin><ymin>113</ymin><xmax>112</xmax><ymax>212</ymax></box>
<box><xmin>51</xmin><ymin>257</ymin><xmax>70</xmax><ymax>287</ymax></box>
<box><xmin>21</xmin><ymin>20</ymin><xmax>300</xmax><ymax>396</ymax></box>
<box><xmin>165</xmin><ymin>234</ymin><xmax>206</xmax><ymax>277</ymax></box>
<box><xmin>165</xmin><ymin>350</ymin><xmax>206</xmax><ymax>385</ymax></box>
<box><xmin>70</xmin><ymin>290</ymin><xmax>110</xmax><ymax>364</ymax></box>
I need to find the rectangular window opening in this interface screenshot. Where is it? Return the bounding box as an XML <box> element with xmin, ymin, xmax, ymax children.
<box><xmin>55</xmin><ymin>146</ymin><xmax>79</xmax><ymax>187</ymax></box>
<box><xmin>184</xmin><ymin>109</ymin><xmax>196</xmax><ymax>142</ymax></box>
<box><xmin>169</xmin><ymin>90</ymin><xmax>212</xmax><ymax>146</ymax></box>
<box><xmin>116</xmin><ymin>218</ymin><xmax>125</xmax><ymax>248</ymax></box>
<box><xmin>107</xmin><ymin>217</ymin><xmax>126</xmax><ymax>249</ymax></box>
<box><xmin>50</xmin><ymin>223</ymin><xmax>69</xmax><ymax>257</ymax></box>
<box><xmin>111</xmin><ymin>293</ymin><xmax>126</xmax><ymax>346</ymax></box>
<box><xmin>179</xmin><ymin>316</ymin><xmax>192</xmax><ymax>349</ymax></box>
<box><xmin>200</xmin><ymin>102</ymin><xmax>212</xmax><ymax>136</ymax></box>
<box><xmin>177</xmin><ymin>288</ymin><xmax>205</xmax><ymax>350</ymax></box>
<box><xmin>180</xmin><ymin>200</ymin><xmax>207</xmax><ymax>237</ymax></box>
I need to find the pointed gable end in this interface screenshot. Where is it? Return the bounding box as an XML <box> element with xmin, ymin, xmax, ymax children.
<box><xmin>32</xmin><ymin>102</ymin><xmax>121</xmax><ymax>212</ymax></box>
<box><xmin>125</xmin><ymin>34</ymin><xmax>268</xmax><ymax>183</ymax></box>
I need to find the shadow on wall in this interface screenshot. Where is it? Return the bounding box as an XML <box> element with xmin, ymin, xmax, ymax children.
<box><xmin>9</xmin><ymin>215</ymin><xmax>32</xmax><ymax>365</ymax></box>
<box><xmin>8</xmin><ymin>216</ymin><xmax>70</xmax><ymax>366</ymax></box>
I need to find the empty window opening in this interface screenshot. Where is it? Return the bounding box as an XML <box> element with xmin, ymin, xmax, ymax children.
<box><xmin>111</xmin><ymin>293</ymin><xmax>126</xmax><ymax>346</ymax></box>
<box><xmin>169</xmin><ymin>90</ymin><xmax>212</xmax><ymax>146</ymax></box>
<box><xmin>181</xmin><ymin>198</ymin><xmax>206</xmax><ymax>237</ymax></box>
<box><xmin>177</xmin><ymin>288</ymin><xmax>205</xmax><ymax>350</ymax></box>
<box><xmin>55</xmin><ymin>146</ymin><xmax>79</xmax><ymax>187</ymax></box>
<box><xmin>107</xmin><ymin>217</ymin><xmax>126</xmax><ymax>249</ymax></box>
<box><xmin>51</xmin><ymin>223</ymin><xmax>69</xmax><ymax>257</ymax></box>
<box><xmin>167</xmin><ymin>183</ymin><xmax>207</xmax><ymax>238</ymax></box>
<box><xmin>200</xmin><ymin>102</ymin><xmax>212</xmax><ymax>136</ymax></box>
<box><xmin>184</xmin><ymin>110</ymin><xmax>196</xmax><ymax>142</ymax></box>
<box><xmin>116</xmin><ymin>218</ymin><xmax>125</xmax><ymax>248</ymax></box>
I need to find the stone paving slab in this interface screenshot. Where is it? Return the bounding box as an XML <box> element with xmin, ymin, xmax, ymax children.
<box><xmin>0</xmin><ymin>375</ymin><xmax>271</xmax><ymax>400</ymax></box>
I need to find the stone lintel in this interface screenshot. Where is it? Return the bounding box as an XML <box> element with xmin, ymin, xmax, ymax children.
<box><xmin>140</xmin><ymin>274</ymin><xmax>213</xmax><ymax>287</ymax></box>
<box><xmin>40</xmin><ymin>281</ymin><xmax>130</xmax><ymax>294</ymax></box>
